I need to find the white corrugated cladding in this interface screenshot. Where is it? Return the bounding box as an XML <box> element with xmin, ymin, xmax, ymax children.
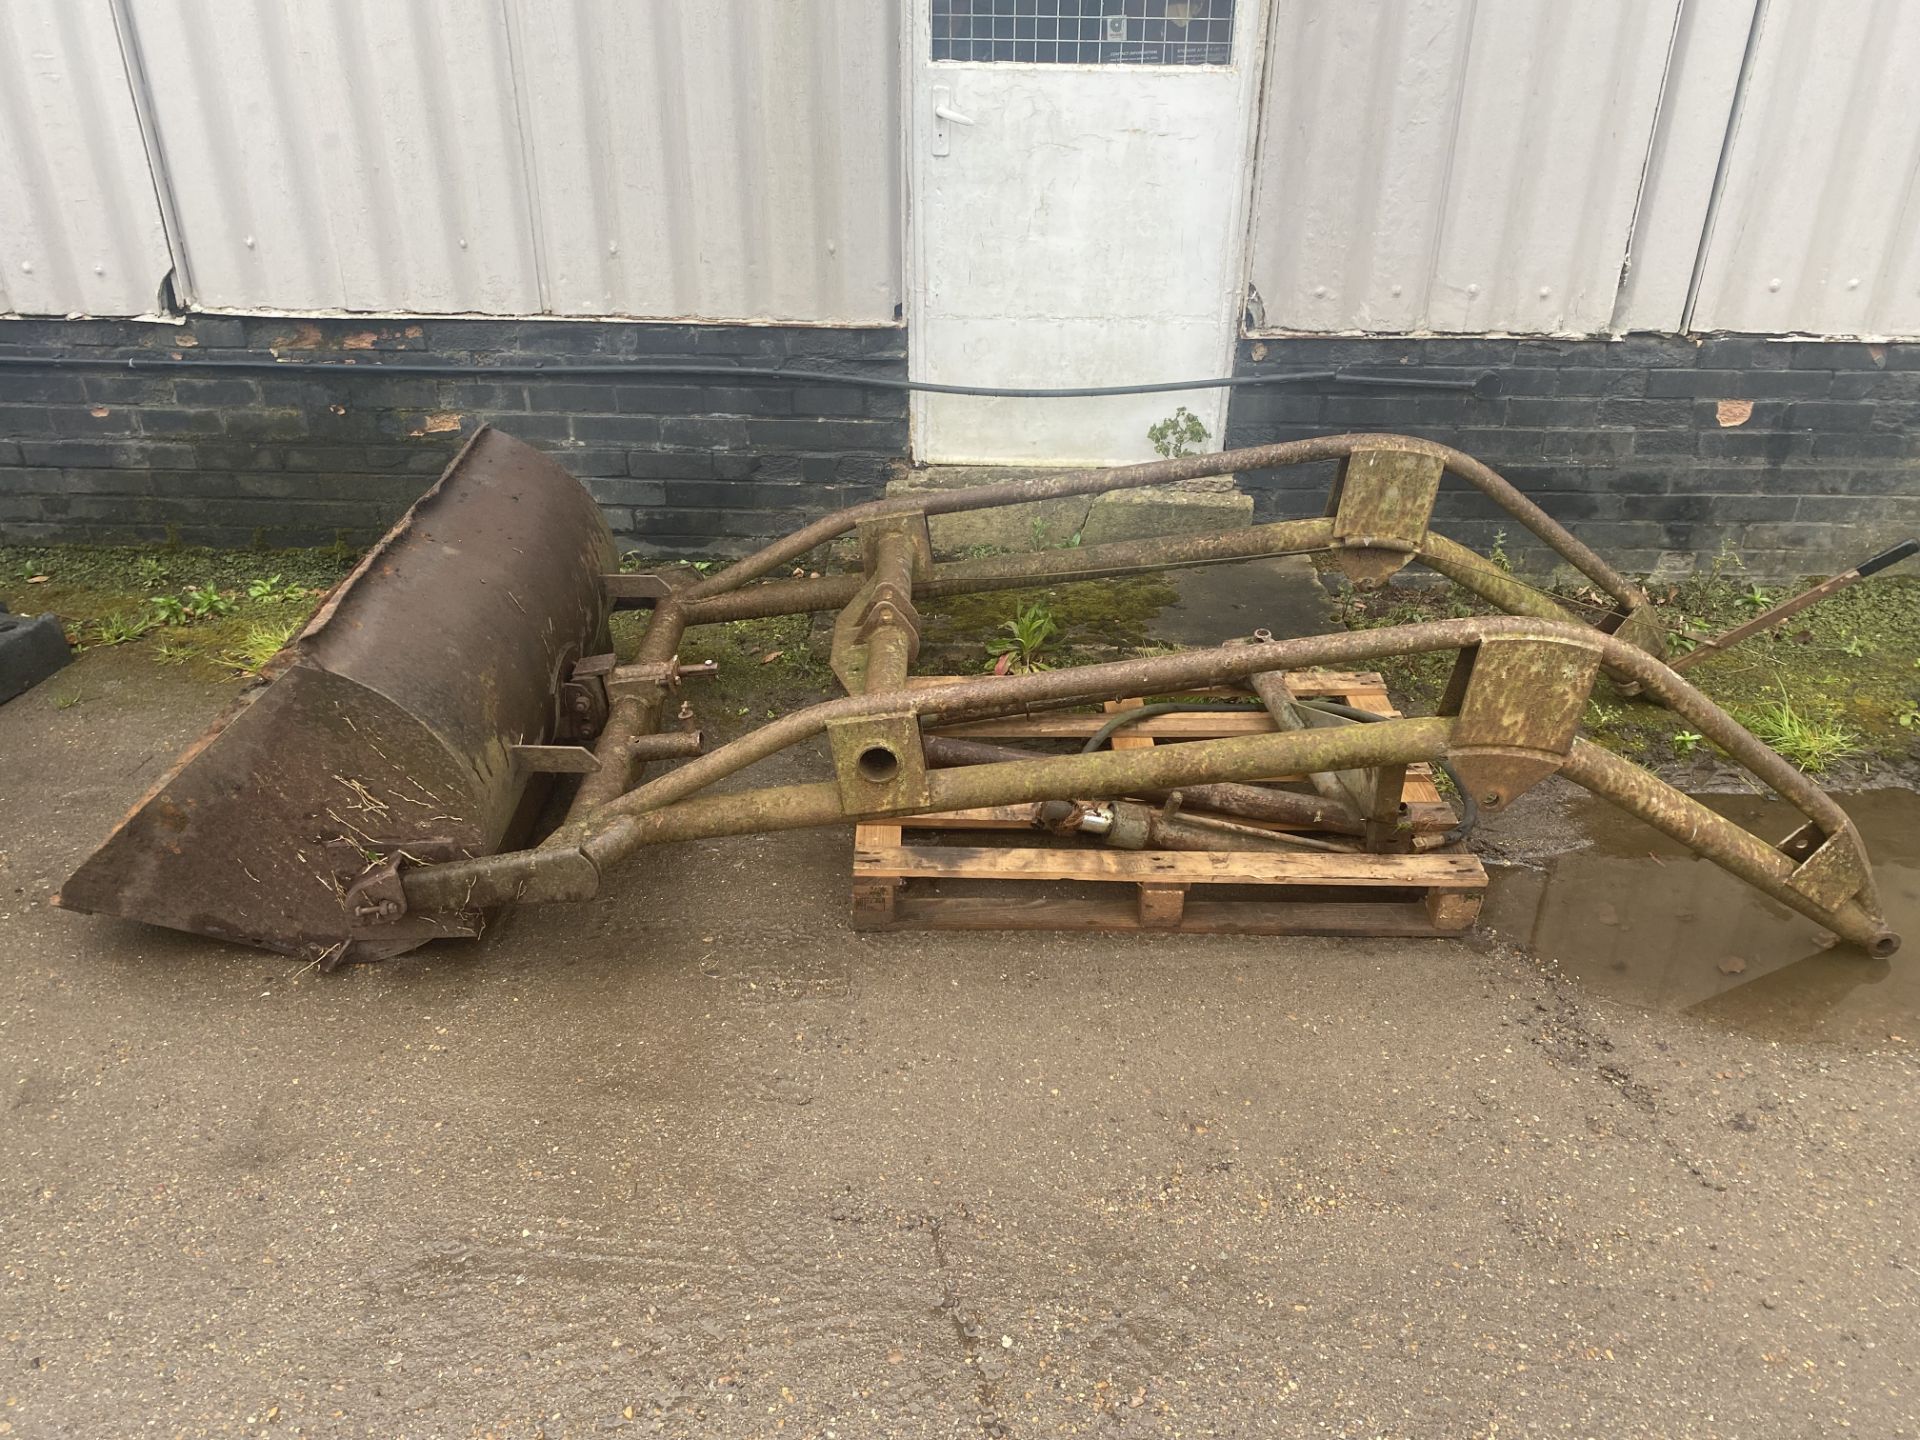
<box><xmin>124</xmin><ymin>0</ymin><xmax>543</xmax><ymax>315</ymax></box>
<box><xmin>1686</xmin><ymin>0</ymin><xmax>1920</xmax><ymax>336</ymax></box>
<box><xmin>1244</xmin><ymin>0</ymin><xmax>1683</xmax><ymax>336</ymax></box>
<box><xmin>0</xmin><ymin>0</ymin><xmax>174</xmax><ymax>316</ymax></box>
<box><xmin>5</xmin><ymin>0</ymin><xmax>1918</xmax><ymax>335</ymax></box>
<box><xmin>118</xmin><ymin>0</ymin><xmax>901</xmax><ymax>322</ymax></box>
<box><xmin>509</xmin><ymin>0</ymin><xmax>900</xmax><ymax>322</ymax></box>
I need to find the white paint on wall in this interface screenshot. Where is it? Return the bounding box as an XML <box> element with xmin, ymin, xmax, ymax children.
<box><xmin>1246</xmin><ymin>0</ymin><xmax>1681</xmax><ymax>336</ymax></box>
<box><xmin>908</xmin><ymin>7</ymin><xmax>1267</xmax><ymax>464</ymax></box>
<box><xmin>0</xmin><ymin>0</ymin><xmax>173</xmax><ymax>317</ymax></box>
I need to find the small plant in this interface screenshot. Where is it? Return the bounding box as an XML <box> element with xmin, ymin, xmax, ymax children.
<box><xmin>149</xmin><ymin>593</ymin><xmax>189</xmax><ymax>626</ymax></box>
<box><xmin>1738</xmin><ymin>693</ymin><xmax>1861</xmax><ymax>774</ymax></box>
<box><xmin>1147</xmin><ymin>406</ymin><xmax>1210</xmax><ymax>459</ymax></box>
<box><xmin>1897</xmin><ymin>702</ymin><xmax>1920</xmax><ymax>730</ymax></box>
<box><xmin>1672</xmin><ymin>729</ymin><xmax>1705</xmax><ymax>758</ymax></box>
<box><xmin>1666</xmin><ymin>627</ymin><xmax>1698</xmax><ymax>656</ymax></box>
<box><xmin>91</xmin><ymin>610</ymin><xmax>154</xmax><ymax>647</ymax></box>
<box><xmin>1841</xmin><ymin>635</ymin><xmax>1868</xmax><ymax>658</ymax></box>
<box><xmin>224</xmin><ymin>618</ymin><xmax>302</xmax><ymax>672</ymax></box>
<box><xmin>134</xmin><ymin>556</ymin><xmax>169</xmax><ymax>589</ymax></box>
<box><xmin>1584</xmin><ymin>699</ymin><xmax>1623</xmax><ymax>730</ymax></box>
<box><xmin>49</xmin><ymin>689</ymin><xmax>84</xmax><ymax>711</ymax></box>
<box><xmin>1489</xmin><ymin>530</ymin><xmax>1512</xmax><ymax>574</ymax></box>
<box><xmin>246</xmin><ymin>573</ymin><xmax>309</xmax><ymax>604</ymax></box>
<box><xmin>1707</xmin><ymin>538</ymin><xmax>1747</xmax><ymax>584</ymax></box>
<box><xmin>183</xmin><ymin>584</ymin><xmax>236</xmax><ymax>619</ymax></box>
<box><xmin>1742</xmin><ymin>583</ymin><xmax>1773</xmax><ymax>612</ymax></box>
<box><xmin>987</xmin><ymin>601</ymin><xmax>1060</xmax><ymax>674</ymax></box>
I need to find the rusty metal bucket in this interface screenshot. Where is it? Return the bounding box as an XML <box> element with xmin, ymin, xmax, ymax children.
<box><xmin>56</xmin><ymin>426</ymin><xmax>615</xmax><ymax>963</ymax></box>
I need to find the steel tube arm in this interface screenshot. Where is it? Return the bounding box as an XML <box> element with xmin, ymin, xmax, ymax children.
<box><xmin>1558</xmin><ymin>740</ymin><xmax>1895</xmax><ymax>955</ymax></box>
<box><xmin>680</xmin><ymin>436</ymin><xmax>1649</xmax><ymax>611</ymax></box>
<box><xmin>401</xmin><ymin>717</ymin><xmax>1454</xmax><ymax>912</ymax></box>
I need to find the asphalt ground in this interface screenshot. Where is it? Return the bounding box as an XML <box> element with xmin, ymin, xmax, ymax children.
<box><xmin>3</xmin><ymin>648</ymin><xmax>1916</xmax><ymax>1439</ymax></box>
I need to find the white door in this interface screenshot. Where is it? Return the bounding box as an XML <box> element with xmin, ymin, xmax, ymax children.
<box><xmin>908</xmin><ymin>0</ymin><xmax>1266</xmax><ymax>466</ymax></box>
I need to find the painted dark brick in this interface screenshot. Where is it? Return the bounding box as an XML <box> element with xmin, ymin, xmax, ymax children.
<box><xmin>1230</xmin><ymin>334</ymin><xmax>1920</xmax><ymax>576</ymax></box>
<box><xmin>0</xmin><ymin>315</ymin><xmax>907</xmax><ymax>552</ymax></box>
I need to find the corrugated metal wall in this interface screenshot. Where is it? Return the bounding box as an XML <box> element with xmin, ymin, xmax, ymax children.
<box><xmin>1687</xmin><ymin>0</ymin><xmax>1920</xmax><ymax>336</ymax></box>
<box><xmin>0</xmin><ymin>0</ymin><xmax>173</xmax><ymax>316</ymax></box>
<box><xmin>1245</xmin><ymin>0</ymin><xmax>1683</xmax><ymax>336</ymax></box>
<box><xmin>3</xmin><ymin>0</ymin><xmax>1918</xmax><ymax>336</ymax></box>
<box><xmin>120</xmin><ymin>0</ymin><xmax>901</xmax><ymax>322</ymax></box>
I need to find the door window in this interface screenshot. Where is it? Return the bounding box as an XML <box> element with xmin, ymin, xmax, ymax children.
<box><xmin>930</xmin><ymin>0</ymin><xmax>1234</xmax><ymax>66</ymax></box>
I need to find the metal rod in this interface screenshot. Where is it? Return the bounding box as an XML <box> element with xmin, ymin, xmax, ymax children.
<box><xmin>920</xmin><ymin>734</ymin><xmax>1370</xmax><ymax>834</ymax></box>
<box><xmin>401</xmin><ymin>718</ymin><xmax>1454</xmax><ymax>912</ymax></box>
<box><xmin>1558</xmin><ymin>739</ymin><xmax>1895</xmax><ymax>955</ymax></box>
<box><xmin>563</xmin><ymin>617</ymin><xmax>1856</xmax><ymax>866</ymax></box>
<box><xmin>679</xmin><ymin>436</ymin><xmax>1650</xmax><ymax>611</ymax></box>
<box><xmin>624</xmin><ymin>730</ymin><xmax>704</xmax><ymax>761</ymax></box>
<box><xmin>393</xmin><ymin>618</ymin><xmax>1885</xmax><ymax>949</ymax></box>
<box><xmin>1249</xmin><ymin>668</ymin><xmax>1365</xmax><ymax>811</ymax></box>
<box><xmin>582</xmin><ymin>617</ymin><xmax>1828</xmax><ymax>842</ymax></box>
<box><xmin>680</xmin><ymin>518</ymin><xmax>1339</xmax><ymax>626</ymax></box>
<box><xmin>557</xmin><ymin>599</ymin><xmax>687</xmax><ymax>826</ymax></box>
<box><xmin>1416</xmin><ymin>533</ymin><xmax>1593</xmax><ymax>629</ymax></box>
<box><xmin>1671</xmin><ymin>537</ymin><xmax>1919</xmax><ymax>673</ymax></box>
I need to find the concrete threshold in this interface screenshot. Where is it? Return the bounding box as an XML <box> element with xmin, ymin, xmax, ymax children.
<box><xmin>888</xmin><ymin>462</ymin><xmax>1253</xmax><ymax>556</ymax></box>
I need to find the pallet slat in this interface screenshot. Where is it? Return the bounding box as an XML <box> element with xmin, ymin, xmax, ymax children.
<box><xmin>851</xmin><ymin>671</ymin><xmax>1484</xmax><ymax>938</ymax></box>
<box><xmin>854</xmin><ymin>844</ymin><xmax>1482</xmax><ymax>888</ymax></box>
<box><xmin>884</xmin><ymin>895</ymin><xmax>1477</xmax><ymax>938</ymax></box>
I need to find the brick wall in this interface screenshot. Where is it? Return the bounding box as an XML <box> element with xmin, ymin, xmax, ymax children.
<box><xmin>0</xmin><ymin>316</ymin><xmax>907</xmax><ymax>554</ymax></box>
<box><xmin>1227</xmin><ymin>335</ymin><xmax>1920</xmax><ymax>578</ymax></box>
<box><xmin>4</xmin><ymin>319</ymin><xmax>1916</xmax><ymax>577</ymax></box>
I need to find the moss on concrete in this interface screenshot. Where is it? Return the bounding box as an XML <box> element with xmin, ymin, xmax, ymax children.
<box><xmin>2</xmin><ymin>540</ymin><xmax>353</xmax><ymax>682</ymax></box>
<box><xmin>916</xmin><ymin>574</ymin><xmax>1181</xmax><ymax>672</ymax></box>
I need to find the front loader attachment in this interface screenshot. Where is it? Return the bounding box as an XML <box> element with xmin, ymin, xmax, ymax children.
<box><xmin>56</xmin><ymin>427</ymin><xmax>615</xmax><ymax>963</ymax></box>
<box><xmin>56</xmin><ymin>424</ymin><xmax>1898</xmax><ymax>968</ymax></box>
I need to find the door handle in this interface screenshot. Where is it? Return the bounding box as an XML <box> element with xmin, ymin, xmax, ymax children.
<box><xmin>931</xmin><ymin>85</ymin><xmax>973</xmax><ymax>157</ymax></box>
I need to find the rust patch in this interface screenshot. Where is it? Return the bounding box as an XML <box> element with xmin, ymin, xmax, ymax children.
<box><xmin>1716</xmin><ymin>399</ymin><xmax>1753</xmax><ymax>428</ymax></box>
<box><xmin>408</xmin><ymin>412</ymin><xmax>464</xmax><ymax>438</ymax></box>
<box><xmin>342</xmin><ymin>331</ymin><xmax>380</xmax><ymax>351</ymax></box>
<box><xmin>89</xmin><ymin>405</ymin><xmax>110</xmax><ymax>418</ymax></box>
<box><xmin>271</xmin><ymin>322</ymin><xmax>327</xmax><ymax>350</ymax></box>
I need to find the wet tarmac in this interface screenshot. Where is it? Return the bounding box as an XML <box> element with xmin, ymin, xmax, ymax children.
<box><xmin>1483</xmin><ymin>790</ymin><xmax>1919</xmax><ymax>1047</ymax></box>
<box><xmin>4</xmin><ymin>650</ymin><xmax>1919</xmax><ymax>1437</ymax></box>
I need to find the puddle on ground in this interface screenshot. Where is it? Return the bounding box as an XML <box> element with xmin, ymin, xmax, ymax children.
<box><xmin>1482</xmin><ymin>790</ymin><xmax>1920</xmax><ymax>1046</ymax></box>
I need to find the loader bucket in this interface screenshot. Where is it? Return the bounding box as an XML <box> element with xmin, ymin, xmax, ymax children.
<box><xmin>56</xmin><ymin>426</ymin><xmax>615</xmax><ymax>963</ymax></box>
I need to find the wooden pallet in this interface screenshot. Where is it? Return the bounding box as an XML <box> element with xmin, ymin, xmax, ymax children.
<box><xmin>850</xmin><ymin>670</ymin><xmax>1485</xmax><ymax>937</ymax></box>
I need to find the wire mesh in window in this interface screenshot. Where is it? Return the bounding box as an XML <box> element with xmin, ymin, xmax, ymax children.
<box><xmin>931</xmin><ymin>0</ymin><xmax>1233</xmax><ymax>66</ymax></box>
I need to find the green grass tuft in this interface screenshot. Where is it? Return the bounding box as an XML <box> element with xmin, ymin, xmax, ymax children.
<box><xmin>1737</xmin><ymin>694</ymin><xmax>1862</xmax><ymax>774</ymax></box>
